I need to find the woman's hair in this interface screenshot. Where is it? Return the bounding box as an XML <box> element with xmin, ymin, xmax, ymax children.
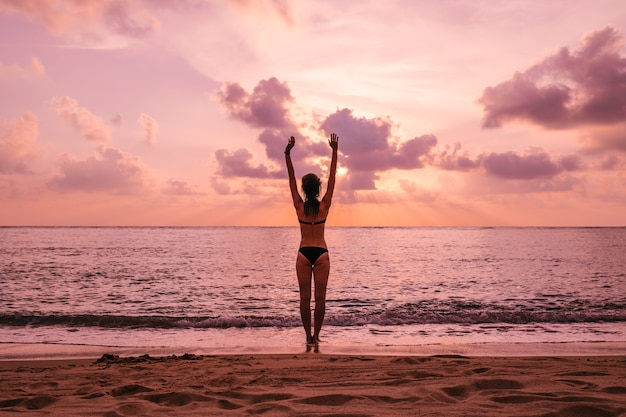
<box><xmin>301</xmin><ymin>173</ymin><xmax>321</xmax><ymax>218</ymax></box>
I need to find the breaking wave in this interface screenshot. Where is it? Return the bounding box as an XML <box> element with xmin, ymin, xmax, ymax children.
<box><xmin>2</xmin><ymin>299</ymin><xmax>624</xmax><ymax>329</ymax></box>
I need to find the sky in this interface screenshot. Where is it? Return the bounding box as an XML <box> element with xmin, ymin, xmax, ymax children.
<box><xmin>1</xmin><ymin>0</ymin><xmax>625</xmax><ymax>226</ymax></box>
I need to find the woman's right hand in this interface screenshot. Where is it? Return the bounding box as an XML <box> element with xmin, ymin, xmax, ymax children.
<box><xmin>285</xmin><ymin>136</ymin><xmax>295</xmax><ymax>153</ymax></box>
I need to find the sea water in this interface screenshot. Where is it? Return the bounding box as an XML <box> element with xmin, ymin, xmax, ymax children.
<box><xmin>1</xmin><ymin>227</ymin><xmax>625</xmax><ymax>358</ymax></box>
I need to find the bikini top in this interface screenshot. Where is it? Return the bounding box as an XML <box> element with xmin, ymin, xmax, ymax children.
<box><xmin>298</xmin><ymin>218</ymin><xmax>326</xmax><ymax>225</ymax></box>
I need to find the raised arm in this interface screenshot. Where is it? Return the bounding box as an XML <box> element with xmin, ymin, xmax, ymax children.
<box><xmin>285</xmin><ymin>136</ymin><xmax>302</xmax><ymax>206</ymax></box>
<box><xmin>322</xmin><ymin>133</ymin><xmax>339</xmax><ymax>205</ymax></box>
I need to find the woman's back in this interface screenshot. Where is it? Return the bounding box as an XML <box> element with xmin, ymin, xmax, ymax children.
<box><xmin>296</xmin><ymin>201</ymin><xmax>330</xmax><ymax>248</ymax></box>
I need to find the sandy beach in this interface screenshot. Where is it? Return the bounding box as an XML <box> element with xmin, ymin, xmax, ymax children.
<box><xmin>1</xmin><ymin>352</ymin><xmax>625</xmax><ymax>416</ymax></box>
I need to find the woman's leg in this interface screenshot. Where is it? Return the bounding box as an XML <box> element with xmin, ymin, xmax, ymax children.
<box><xmin>312</xmin><ymin>252</ymin><xmax>330</xmax><ymax>343</ymax></box>
<box><xmin>296</xmin><ymin>253</ymin><xmax>313</xmax><ymax>343</ymax></box>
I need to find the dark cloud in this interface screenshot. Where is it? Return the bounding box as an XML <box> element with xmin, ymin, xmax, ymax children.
<box><xmin>215</xmin><ymin>80</ymin><xmax>440</xmax><ymax>190</ymax></box>
<box><xmin>214</xmin><ymin>78</ymin><xmax>328</xmax><ymax>180</ymax></box>
<box><xmin>214</xmin><ymin>77</ymin><xmax>593</xmax><ymax>193</ymax></box>
<box><xmin>321</xmin><ymin>109</ymin><xmax>393</xmax><ymax>155</ymax></box>
<box><xmin>216</xmin><ymin>77</ymin><xmax>294</xmax><ymax>129</ymax></box>
<box><xmin>214</xmin><ymin>148</ymin><xmax>280</xmax><ymax>178</ymax></box>
<box><xmin>435</xmin><ymin>142</ymin><xmax>583</xmax><ymax>183</ymax></box>
<box><xmin>320</xmin><ymin>108</ymin><xmax>437</xmax><ymax>189</ymax></box>
<box><xmin>559</xmin><ymin>154</ymin><xmax>583</xmax><ymax>171</ymax></box>
<box><xmin>482</xmin><ymin>150</ymin><xmax>581</xmax><ymax>180</ymax></box>
<box><xmin>215</xmin><ymin>77</ymin><xmax>591</xmax><ymax>193</ymax></box>
<box><xmin>435</xmin><ymin>141</ymin><xmax>586</xmax><ymax>186</ymax></box>
<box><xmin>479</xmin><ymin>26</ymin><xmax>626</xmax><ymax>130</ymax></box>
<box><xmin>598</xmin><ymin>155</ymin><xmax>620</xmax><ymax>170</ymax></box>
<box><xmin>258</xmin><ymin>129</ymin><xmax>289</xmax><ymax>163</ymax></box>
<box><xmin>436</xmin><ymin>142</ymin><xmax>482</xmax><ymax>171</ymax></box>
<box><xmin>48</xmin><ymin>146</ymin><xmax>149</xmax><ymax>193</ymax></box>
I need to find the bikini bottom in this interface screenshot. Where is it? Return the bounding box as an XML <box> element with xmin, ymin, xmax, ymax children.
<box><xmin>298</xmin><ymin>246</ymin><xmax>328</xmax><ymax>265</ymax></box>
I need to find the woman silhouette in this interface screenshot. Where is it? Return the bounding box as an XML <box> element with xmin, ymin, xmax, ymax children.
<box><xmin>285</xmin><ymin>133</ymin><xmax>338</xmax><ymax>347</ymax></box>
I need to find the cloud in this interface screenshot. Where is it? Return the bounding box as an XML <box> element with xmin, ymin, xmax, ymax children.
<box><xmin>0</xmin><ymin>113</ymin><xmax>39</xmax><ymax>174</ymax></box>
<box><xmin>31</xmin><ymin>57</ymin><xmax>45</xmax><ymax>76</ymax></box>
<box><xmin>0</xmin><ymin>57</ymin><xmax>45</xmax><ymax>77</ymax></box>
<box><xmin>320</xmin><ymin>108</ymin><xmax>437</xmax><ymax>189</ymax></box>
<box><xmin>0</xmin><ymin>0</ymin><xmax>160</xmax><ymax>39</ymax></box>
<box><xmin>597</xmin><ymin>155</ymin><xmax>621</xmax><ymax>170</ymax></box>
<box><xmin>101</xmin><ymin>1</ymin><xmax>160</xmax><ymax>37</ymax></box>
<box><xmin>214</xmin><ymin>78</ymin><xmax>319</xmax><ymax>179</ymax></box>
<box><xmin>163</xmin><ymin>178</ymin><xmax>201</xmax><ymax>195</ymax></box>
<box><xmin>138</xmin><ymin>113</ymin><xmax>158</xmax><ymax>145</ymax></box>
<box><xmin>215</xmin><ymin>78</ymin><xmax>441</xmax><ymax>190</ymax></box>
<box><xmin>211</xmin><ymin>178</ymin><xmax>231</xmax><ymax>195</ymax></box>
<box><xmin>466</xmin><ymin>173</ymin><xmax>584</xmax><ymax>195</ymax></box>
<box><xmin>436</xmin><ymin>142</ymin><xmax>482</xmax><ymax>171</ymax></box>
<box><xmin>51</xmin><ymin>96</ymin><xmax>111</xmax><ymax>142</ymax></box>
<box><xmin>111</xmin><ymin>113</ymin><xmax>124</xmax><ymax>125</ymax></box>
<box><xmin>258</xmin><ymin>127</ymin><xmax>287</xmax><ymax>159</ymax></box>
<box><xmin>435</xmin><ymin>143</ymin><xmax>584</xmax><ymax>183</ymax></box>
<box><xmin>479</xmin><ymin>26</ymin><xmax>626</xmax><ymax>129</ymax></box>
<box><xmin>579</xmin><ymin>123</ymin><xmax>626</xmax><ymax>153</ymax></box>
<box><xmin>482</xmin><ymin>149</ymin><xmax>582</xmax><ymax>180</ymax></box>
<box><xmin>398</xmin><ymin>179</ymin><xmax>440</xmax><ymax>202</ymax></box>
<box><xmin>213</xmin><ymin>75</ymin><xmax>591</xmax><ymax>197</ymax></box>
<box><xmin>216</xmin><ymin>77</ymin><xmax>294</xmax><ymax>129</ymax></box>
<box><xmin>215</xmin><ymin>148</ymin><xmax>280</xmax><ymax>178</ymax></box>
<box><xmin>344</xmin><ymin>171</ymin><xmax>379</xmax><ymax>191</ymax></box>
<box><xmin>48</xmin><ymin>146</ymin><xmax>149</xmax><ymax>193</ymax></box>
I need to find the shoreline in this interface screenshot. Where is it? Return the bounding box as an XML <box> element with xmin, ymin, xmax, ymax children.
<box><xmin>2</xmin><ymin>340</ymin><xmax>625</xmax><ymax>361</ymax></box>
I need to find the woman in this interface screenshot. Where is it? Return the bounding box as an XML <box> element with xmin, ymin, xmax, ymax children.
<box><xmin>285</xmin><ymin>133</ymin><xmax>338</xmax><ymax>347</ymax></box>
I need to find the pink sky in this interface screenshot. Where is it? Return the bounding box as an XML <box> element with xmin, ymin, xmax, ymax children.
<box><xmin>1</xmin><ymin>0</ymin><xmax>625</xmax><ymax>226</ymax></box>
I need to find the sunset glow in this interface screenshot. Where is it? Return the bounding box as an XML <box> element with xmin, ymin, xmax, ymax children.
<box><xmin>1</xmin><ymin>0</ymin><xmax>625</xmax><ymax>226</ymax></box>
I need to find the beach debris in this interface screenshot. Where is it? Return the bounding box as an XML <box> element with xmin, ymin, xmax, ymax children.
<box><xmin>94</xmin><ymin>353</ymin><xmax>204</xmax><ymax>364</ymax></box>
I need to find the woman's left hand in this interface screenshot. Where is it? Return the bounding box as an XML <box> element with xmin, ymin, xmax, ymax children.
<box><xmin>286</xmin><ymin>136</ymin><xmax>295</xmax><ymax>153</ymax></box>
<box><xmin>328</xmin><ymin>133</ymin><xmax>339</xmax><ymax>150</ymax></box>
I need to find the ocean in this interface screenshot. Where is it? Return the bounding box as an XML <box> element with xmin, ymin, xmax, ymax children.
<box><xmin>1</xmin><ymin>226</ymin><xmax>625</xmax><ymax>358</ymax></box>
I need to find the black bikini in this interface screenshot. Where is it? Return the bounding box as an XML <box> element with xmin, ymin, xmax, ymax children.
<box><xmin>297</xmin><ymin>218</ymin><xmax>328</xmax><ymax>265</ymax></box>
<box><xmin>298</xmin><ymin>218</ymin><xmax>326</xmax><ymax>225</ymax></box>
<box><xmin>299</xmin><ymin>246</ymin><xmax>328</xmax><ymax>265</ymax></box>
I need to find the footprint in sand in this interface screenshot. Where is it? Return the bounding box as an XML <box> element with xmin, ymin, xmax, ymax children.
<box><xmin>141</xmin><ymin>391</ymin><xmax>215</xmax><ymax>407</ymax></box>
<box><xmin>0</xmin><ymin>396</ymin><xmax>58</xmax><ymax>410</ymax></box>
<box><xmin>295</xmin><ymin>393</ymin><xmax>361</xmax><ymax>406</ymax></box>
<box><xmin>442</xmin><ymin>378</ymin><xmax>525</xmax><ymax>399</ymax></box>
<box><xmin>110</xmin><ymin>384</ymin><xmax>153</xmax><ymax>397</ymax></box>
<box><xmin>552</xmin><ymin>404</ymin><xmax>621</xmax><ymax>417</ymax></box>
<box><xmin>602</xmin><ymin>386</ymin><xmax>626</xmax><ymax>394</ymax></box>
<box><xmin>391</xmin><ymin>357</ymin><xmax>429</xmax><ymax>365</ymax></box>
<box><xmin>246</xmin><ymin>403</ymin><xmax>294</xmax><ymax>416</ymax></box>
<box><xmin>27</xmin><ymin>381</ymin><xmax>59</xmax><ymax>390</ymax></box>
